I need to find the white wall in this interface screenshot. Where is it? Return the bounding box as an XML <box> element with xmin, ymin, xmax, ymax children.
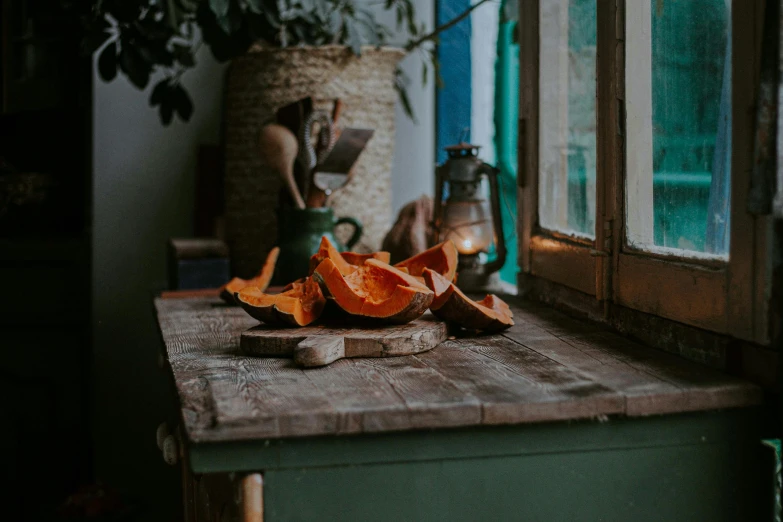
<box><xmin>91</xmin><ymin>5</ymin><xmax>435</xmax><ymax>516</ymax></box>
<box><xmin>92</xmin><ymin>46</ymin><xmax>226</xmax><ymax>518</ymax></box>
<box><xmin>369</xmin><ymin>0</ymin><xmax>437</xmax><ymax>215</ymax></box>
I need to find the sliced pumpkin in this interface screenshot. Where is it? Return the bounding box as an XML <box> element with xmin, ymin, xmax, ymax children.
<box><xmin>220</xmin><ymin>247</ymin><xmax>280</xmax><ymax>303</ymax></box>
<box><xmin>341</xmin><ymin>250</ymin><xmax>391</xmax><ymax>266</ymax></box>
<box><xmin>423</xmin><ymin>268</ymin><xmax>514</xmax><ymax>333</ymax></box>
<box><xmin>236</xmin><ymin>277</ymin><xmax>326</xmax><ymax>327</ymax></box>
<box><xmin>308</xmin><ymin>236</ymin><xmax>392</xmax><ymax>276</ymax></box>
<box><xmin>313</xmin><ymin>258</ymin><xmax>433</xmax><ymax>324</ymax></box>
<box><xmin>394</xmin><ymin>240</ymin><xmax>458</xmax><ymax>282</ymax></box>
<box><xmin>308</xmin><ymin>236</ymin><xmax>356</xmax><ymax>276</ymax></box>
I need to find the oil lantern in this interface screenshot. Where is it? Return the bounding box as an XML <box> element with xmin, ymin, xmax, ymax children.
<box><xmin>433</xmin><ymin>143</ymin><xmax>507</xmax><ymax>291</ymax></box>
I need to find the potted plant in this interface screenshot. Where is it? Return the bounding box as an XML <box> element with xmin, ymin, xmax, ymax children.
<box><xmin>84</xmin><ymin>0</ymin><xmax>490</xmax><ymax>123</ymax></box>
<box><xmin>84</xmin><ymin>0</ymin><xmax>491</xmax><ymax>274</ymax></box>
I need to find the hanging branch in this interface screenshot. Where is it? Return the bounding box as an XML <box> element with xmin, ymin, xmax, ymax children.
<box><xmin>405</xmin><ymin>0</ymin><xmax>495</xmax><ymax>51</ymax></box>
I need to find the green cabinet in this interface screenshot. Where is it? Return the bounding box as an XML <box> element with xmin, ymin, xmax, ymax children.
<box><xmin>190</xmin><ymin>410</ymin><xmax>766</xmax><ymax>522</ymax></box>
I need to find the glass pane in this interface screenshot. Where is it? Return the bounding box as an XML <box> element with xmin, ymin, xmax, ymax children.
<box><xmin>626</xmin><ymin>0</ymin><xmax>731</xmax><ymax>256</ymax></box>
<box><xmin>538</xmin><ymin>0</ymin><xmax>597</xmax><ymax>238</ymax></box>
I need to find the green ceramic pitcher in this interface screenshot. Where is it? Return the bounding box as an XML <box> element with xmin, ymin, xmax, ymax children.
<box><xmin>275</xmin><ymin>207</ymin><xmax>362</xmax><ymax>284</ymax></box>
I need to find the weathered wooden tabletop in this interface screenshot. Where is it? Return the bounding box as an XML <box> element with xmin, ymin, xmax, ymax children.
<box><xmin>155</xmin><ymin>297</ymin><xmax>761</xmax><ymax>443</ymax></box>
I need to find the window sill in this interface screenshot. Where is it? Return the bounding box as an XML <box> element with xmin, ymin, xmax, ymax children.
<box><xmin>519</xmin><ymin>272</ymin><xmax>778</xmax><ymax>392</ymax></box>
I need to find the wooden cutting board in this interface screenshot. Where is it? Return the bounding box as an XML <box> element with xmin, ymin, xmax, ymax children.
<box><xmin>240</xmin><ymin>313</ymin><xmax>448</xmax><ymax>367</ymax></box>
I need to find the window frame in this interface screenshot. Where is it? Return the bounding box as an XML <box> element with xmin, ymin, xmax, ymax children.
<box><xmin>518</xmin><ymin>0</ymin><xmax>598</xmax><ymax>299</ymax></box>
<box><xmin>518</xmin><ymin>0</ymin><xmax>772</xmax><ymax>344</ymax></box>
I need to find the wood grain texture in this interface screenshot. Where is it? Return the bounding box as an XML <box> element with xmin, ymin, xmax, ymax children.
<box><xmin>240</xmin><ymin>313</ymin><xmax>447</xmax><ymax>367</ymax></box>
<box><xmin>518</xmin><ymin>0</ymin><xmax>539</xmax><ymax>274</ymax></box>
<box><xmin>155</xmin><ymin>297</ymin><xmax>761</xmax><ymax>443</ymax></box>
<box><xmin>615</xmin><ymin>253</ymin><xmax>728</xmax><ymax>332</ymax></box>
<box><xmin>529</xmin><ymin>236</ymin><xmax>596</xmax><ymax>296</ymax></box>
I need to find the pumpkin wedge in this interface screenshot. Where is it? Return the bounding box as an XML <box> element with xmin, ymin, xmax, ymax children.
<box><xmin>313</xmin><ymin>258</ymin><xmax>433</xmax><ymax>324</ymax></box>
<box><xmin>423</xmin><ymin>268</ymin><xmax>514</xmax><ymax>333</ymax></box>
<box><xmin>308</xmin><ymin>236</ymin><xmax>391</xmax><ymax>276</ymax></box>
<box><xmin>220</xmin><ymin>247</ymin><xmax>280</xmax><ymax>303</ymax></box>
<box><xmin>236</xmin><ymin>277</ymin><xmax>326</xmax><ymax>327</ymax></box>
<box><xmin>341</xmin><ymin>250</ymin><xmax>391</xmax><ymax>266</ymax></box>
<box><xmin>394</xmin><ymin>240</ymin><xmax>458</xmax><ymax>282</ymax></box>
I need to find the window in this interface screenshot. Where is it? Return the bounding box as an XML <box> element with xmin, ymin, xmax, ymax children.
<box><xmin>519</xmin><ymin>0</ymin><xmax>771</xmax><ymax>343</ymax></box>
<box><xmin>538</xmin><ymin>0</ymin><xmax>597</xmax><ymax>239</ymax></box>
<box><xmin>626</xmin><ymin>0</ymin><xmax>731</xmax><ymax>256</ymax></box>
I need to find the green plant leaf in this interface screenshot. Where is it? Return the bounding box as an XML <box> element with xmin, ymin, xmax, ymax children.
<box><xmin>215</xmin><ymin>14</ymin><xmax>233</xmax><ymax>33</ymax></box>
<box><xmin>210</xmin><ymin>0</ymin><xmax>240</xmax><ymax>33</ymax></box>
<box><xmin>98</xmin><ymin>41</ymin><xmax>118</xmax><ymax>82</ymax></box>
<box><xmin>397</xmin><ymin>83</ymin><xmax>415</xmax><ymax>122</ymax></box>
<box><xmin>209</xmin><ymin>0</ymin><xmax>230</xmax><ymax>18</ymax></box>
<box><xmin>356</xmin><ymin>9</ymin><xmax>382</xmax><ymax>45</ymax></box>
<box><xmin>395</xmin><ymin>66</ymin><xmax>416</xmax><ymax>122</ymax></box>
<box><xmin>406</xmin><ymin>12</ymin><xmax>417</xmax><ymax>36</ymax></box>
<box><xmin>119</xmin><ymin>42</ymin><xmax>151</xmax><ymax>89</ymax></box>
<box><xmin>150</xmin><ymin>79</ymin><xmax>170</xmax><ymax>106</ymax></box>
<box><xmin>345</xmin><ymin>18</ymin><xmax>362</xmax><ymax>55</ymax></box>
<box><xmin>173</xmin><ymin>84</ymin><xmax>194</xmax><ymax>121</ymax></box>
<box><xmin>198</xmin><ymin>3</ymin><xmax>249</xmax><ymax>60</ymax></box>
<box><xmin>173</xmin><ymin>43</ymin><xmax>196</xmax><ymax>67</ymax></box>
<box><xmin>138</xmin><ymin>40</ymin><xmax>175</xmax><ymax>67</ymax></box>
<box><xmin>245</xmin><ymin>0</ymin><xmax>265</xmax><ymax>14</ymax></box>
<box><xmin>313</xmin><ymin>0</ymin><xmax>328</xmax><ymax>18</ymax></box>
<box><xmin>327</xmin><ymin>10</ymin><xmax>341</xmax><ymax>35</ymax></box>
<box><xmin>160</xmin><ymin>100</ymin><xmax>175</xmax><ymax>125</ymax></box>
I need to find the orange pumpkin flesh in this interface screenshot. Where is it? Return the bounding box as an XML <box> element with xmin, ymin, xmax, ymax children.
<box><xmin>308</xmin><ymin>236</ymin><xmax>356</xmax><ymax>276</ymax></box>
<box><xmin>236</xmin><ymin>277</ymin><xmax>326</xmax><ymax>327</ymax></box>
<box><xmin>308</xmin><ymin>236</ymin><xmax>392</xmax><ymax>276</ymax></box>
<box><xmin>394</xmin><ymin>240</ymin><xmax>458</xmax><ymax>282</ymax></box>
<box><xmin>313</xmin><ymin>258</ymin><xmax>433</xmax><ymax>324</ymax></box>
<box><xmin>220</xmin><ymin>247</ymin><xmax>280</xmax><ymax>303</ymax></box>
<box><xmin>423</xmin><ymin>269</ymin><xmax>514</xmax><ymax>333</ymax></box>
<box><xmin>341</xmin><ymin>250</ymin><xmax>391</xmax><ymax>266</ymax></box>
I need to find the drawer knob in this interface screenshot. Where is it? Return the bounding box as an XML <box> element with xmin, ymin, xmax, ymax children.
<box><xmin>156</xmin><ymin>422</ymin><xmax>170</xmax><ymax>450</ymax></box>
<box><xmin>163</xmin><ymin>434</ymin><xmax>179</xmax><ymax>465</ymax></box>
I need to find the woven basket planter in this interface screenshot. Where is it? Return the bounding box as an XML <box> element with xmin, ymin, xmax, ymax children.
<box><xmin>224</xmin><ymin>45</ymin><xmax>405</xmax><ymax>277</ymax></box>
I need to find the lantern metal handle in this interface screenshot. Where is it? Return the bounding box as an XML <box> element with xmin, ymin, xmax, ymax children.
<box><xmin>479</xmin><ymin>163</ymin><xmax>507</xmax><ymax>275</ymax></box>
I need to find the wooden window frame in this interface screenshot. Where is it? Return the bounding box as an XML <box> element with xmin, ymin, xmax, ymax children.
<box><xmin>518</xmin><ymin>0</ymin><xmax>598</xmax><ymax>299</ymax></box>
<box><xmin>518</xmin><ymin>0</ymin><xmax>772</xmax><ymax>344</ymax></box>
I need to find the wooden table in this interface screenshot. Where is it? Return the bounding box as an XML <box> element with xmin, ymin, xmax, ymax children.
<box><xmin>155</xmin><ymin>297</ymin><xmax>766</xmax><ymax>522</ymax></box>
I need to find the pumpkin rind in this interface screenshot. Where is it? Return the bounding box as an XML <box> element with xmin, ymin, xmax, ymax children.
<box><xmin>423</xmin><ymin>269</ymin><xmax>514</xmax><ymax>332</ymax></box>
<box><xmin>220</xmin><ymin>247</ymin><xmax>280</xmax><ymax>303</ymax></box>
<box><xmin>236</xmin><ymin>277</ymin><xmax>325</xmax><ymax>327</ymax></box>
